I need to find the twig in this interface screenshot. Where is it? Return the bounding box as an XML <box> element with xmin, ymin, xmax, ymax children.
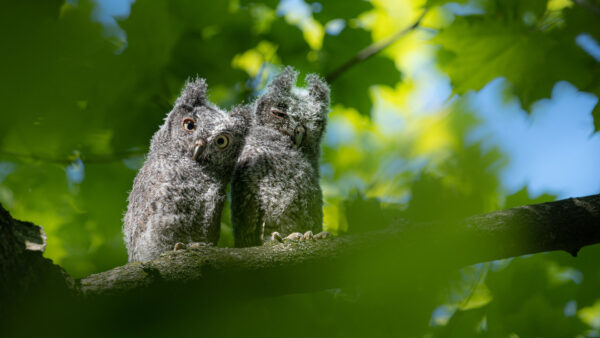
<box><xmin>0</xmin><ymin>149</ymin><xmax>147</xmax><ymax>165</ymax></box>
<box><xmin>326</xmin><ymin>9</ymin><xmax>428</xmax><ymax>82</ymax></box>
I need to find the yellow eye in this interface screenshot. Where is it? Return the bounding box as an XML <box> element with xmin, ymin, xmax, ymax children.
<box><xmin>183</xmin><ymin>118</ymin><xmax>196</xmax><ymax>131</ymax></box>
<box><xmin>215</xmin><ymin>134</ymin><xmax>230</xmax><ymax>149</ymax></box>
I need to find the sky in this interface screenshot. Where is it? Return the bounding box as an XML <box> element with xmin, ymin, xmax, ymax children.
<box><xmin>92</xmin><ymin>0</ymin><xmax>600</xmax><ymax>200</ymax></box>
<box><xmin>467</xmin><ymin>79</ymin><xmax>600</xmax><ymax>199</ymax></box>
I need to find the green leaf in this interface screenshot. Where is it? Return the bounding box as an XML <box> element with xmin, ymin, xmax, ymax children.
<box><xmin>592</xmin><ymin>89</ymin><xmax>600</xmax><ymax>132</ymax></box>
<box><xmin>435</xmin><ymin>11</ymin><xmax>595</xmax><ymax>109</ymax></box>
<box><xmin>475</xmin><ymin>0</ymin><xmax>548</xmax><ymax>21</ymax></box>
<box><xmin>563</xmin><ymin>5</ymin><xmax>600</xmax><ymax>131</ymax></box>
<box><xmin>504</xmin><ymin>187</ymin><xmax>556</xmax><ymax>209</ymax></box>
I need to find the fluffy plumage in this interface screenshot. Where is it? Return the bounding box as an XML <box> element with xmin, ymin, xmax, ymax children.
<box><xmin>231</xmin><ymin>67</ymin><xmax>330</xmax><ymax>247</ymax></box>
<box><xmin>123</xmin><ymin>78</ymin><xmax>249</xmax><ymax>262</ymax></box>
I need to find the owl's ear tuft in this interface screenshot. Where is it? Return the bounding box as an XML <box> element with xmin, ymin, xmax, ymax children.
<box><xmin>306</xmin><ymin>73</ymin><xmax>330</xmax><ymax>108</ymax></box>
<box><xmin>267</xmin><ymin>66</ymin><xmax>298</xmax><ymax>95</ymax></box>
<box><xmin>176</xmin><ymin>77</ymin><xmax>208</xmax><ymax>108</ymax></box>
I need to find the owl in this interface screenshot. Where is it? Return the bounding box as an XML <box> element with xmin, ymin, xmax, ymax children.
<box><xmin>231</xmin><ymin>66</ymin><xmax>331</xmax><ymax>247</ymax></box>
<box><xmin>123</xmin><ymin>78</ymin><xmax>249</xmax><ymax>262</ymax></box>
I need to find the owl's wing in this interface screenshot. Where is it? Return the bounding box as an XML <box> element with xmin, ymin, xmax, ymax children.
<box><xmin>231</xmin><ymin>155</ymin><xmax>265</xmax><ymax>248</ymax></box>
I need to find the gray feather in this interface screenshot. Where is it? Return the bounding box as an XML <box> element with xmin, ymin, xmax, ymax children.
<box><xmin>123</xmin><ymin>78</ymin><xmax>250</xmax><ymax>262</ymax></box>
<box><xmin>231</xmin><ymin>67</ymin><xmax>331</xmax><ymax>247</ymax></box>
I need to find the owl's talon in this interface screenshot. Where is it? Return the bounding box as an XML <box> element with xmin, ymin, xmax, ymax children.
<box><xmin>271</xmin><ymin>232</ymin><xmax>283</xmax><ymax>242</ymax></box>
<box><xmin>303</xmin><ymin>230</ymin><xmax>314</xmax><ymax>240</ymax></box>
<box><xmin>314</xmin><ymin>231</ymin><xmax>332</xmax><ymax>240</ymax></box>
<box><xmin>173</xmin><ymin>242</ymin><xmax>186</xmax><ymax>251</ymax></box>
<box><xmin>285</xmin><ymin>232</ymin><xmax>304</xmax><ymax>241</ymax></box>
<box><xmin>188</xmin><ymin>242</ymin><xmax>210</xmax><ymax>249</ymax></box>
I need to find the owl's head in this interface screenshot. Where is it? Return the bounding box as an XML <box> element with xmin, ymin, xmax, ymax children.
<box><xmin>255</xmin><ymin>66</ymin><xmax>330</xmax><ymax>158</ymax></box>
<box><xmin>152</xmin><ymin>77</ymin><xmax>250</xmax><ymax>177</ymax></box>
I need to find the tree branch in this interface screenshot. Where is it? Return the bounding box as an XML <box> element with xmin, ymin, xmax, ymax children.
<box><xmin>326</xmin><ymin>10</ymin><xmax>428</xmax><ymax>82</ymax></box>
<box><xmin>1</xmin><ymin>194</ymin><xmax>599</xmax><ymax>304</ymax></box>
<box><xmin>0</xmin><ymin>148</ymin><xmax>147</xmax><ymax>165</ymax></box>
<box><xmin>76</xmin><ymin>194</ymin><xmax>600</xmax><ymax>299</ymax></box>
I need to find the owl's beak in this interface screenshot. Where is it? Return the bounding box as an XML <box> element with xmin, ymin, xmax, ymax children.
<box><xmin>192</xmin><ymin>139</ymin><xmax>206</xmax><ymax>161</ymax></box>
<box><xmin>294</xmin><ymin>125</ymin><xmax>305</xmax><ymax>148</ymax></box>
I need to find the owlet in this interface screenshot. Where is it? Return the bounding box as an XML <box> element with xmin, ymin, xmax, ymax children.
<box><xmin>124</xmin><ymin>78</ymin><xmax>249</xmax><ymax>262</ymax></box>
<box><xmin>231</xmin><ymin>67</ymin><xmax>330</xmax><ymax>247</ymax></box>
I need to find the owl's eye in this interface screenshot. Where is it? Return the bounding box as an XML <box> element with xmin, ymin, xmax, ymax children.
<box><xmin>182</xmin><ymin>118</ymin><xmax>196</xmax><ymax>131</ymax></box>
<box><xmin>215</xmin><ymin>134</ymin><xmax>230</xmax><ymax>149</ymax></box>
<box><xmin>271</xmin><ymin>108</ymin><xmax>287</xmax><ymax>119</ymax></box>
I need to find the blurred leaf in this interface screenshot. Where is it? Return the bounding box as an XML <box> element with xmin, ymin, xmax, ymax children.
<box><xmin>579</xmin><ymin>300</ymin><xmax>600</xmax><ymax>330</ymax></box>
<box><xmin>405</xmin><ymin>143</ymin><xmax>503</xmax><ymax>221</ymax></box>
<box><xmin>458</xmin><ymin>282</ymin><xmax>493</xmax><ymax>311</ymax></box>
<box><xmin>312</xmin><ymin>0</ymin><xmax>373</xmax><ymax>22</ymax></box>
<box><xmin>322</xmin><ymin>27</ymin><xmax>401</xmax><ymax>115</ymax></box>
<box><xmin>425</xmin><ymin>0</ymin><xmax>469</xmax><ymax>7</ymax></box>
<box><xmin>342</xmin><ymin>191</ymin><xmax>393</xmax><ymax>234</ymax></box>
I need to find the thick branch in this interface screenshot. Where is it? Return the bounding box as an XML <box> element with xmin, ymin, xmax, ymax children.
<box><xmin>0</xmin><ymin>205</ymin><xmax>74</xmax><ymax>305</ymax></box>
<box><xmin>78</xmin><ymin>194</ymin><xmax>600</xmax><ymax>299</ymax></box>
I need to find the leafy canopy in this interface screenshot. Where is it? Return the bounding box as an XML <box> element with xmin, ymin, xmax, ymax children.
<box><xmin>1</xmin><ymin>0</ymin><xmax>599</xmax><ymax>336</ymax></box>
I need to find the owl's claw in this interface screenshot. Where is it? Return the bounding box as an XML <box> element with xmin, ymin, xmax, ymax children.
<box><xmin>313</xmin><ymin>231</ymin><xmax>332</xmax><ymax>240</ymax></box>
<box><xmin>188</xmin><ymin>242</ymin><xmax>213</xmax><ymax>249</ymax></box>
<box><xmin>270</xmin><ymin>231</ymin><xmax>331</xmax><ymax>243</ymax></box>
<box><xmin>174</xmin><ymin>242</ymin><xmax>214</xmax><ymax>251</ymax></box>
<box><xmin>285</xmin><ymin>232</ymin><xmax>304</xmax><ymax>241</ymax></box>
<box><xmin>270</xmin><ymin>232</ymin><xmax>283</xmax><ymax>242</ymax></box>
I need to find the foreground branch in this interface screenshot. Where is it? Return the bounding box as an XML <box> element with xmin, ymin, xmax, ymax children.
<box><xmin>3</xmin><ymin>196</ymin><xmax>598</xmax><ymax>338</ymax></box>
<box><xmin>78</xmin><ymin>194</ymin><xmax>600</xmax><ymax>299</ymax></box>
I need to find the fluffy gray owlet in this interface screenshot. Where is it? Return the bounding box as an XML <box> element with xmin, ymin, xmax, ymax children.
<box><xmin>123</xmin><ymin>78</ymin><xmax>249</xmax><ymax>262</ymax></box>
<box><xmin>231</xmin><ymin>67</ymin><xmax>330</xmax><ymax>247</ymax></box>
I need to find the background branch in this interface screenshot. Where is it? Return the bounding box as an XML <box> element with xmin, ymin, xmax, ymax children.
<box><xmin>326</xmin><ymin>10</ymin><xmax>428</xmax><ymax>82</ymax></box>
<box><xmin>0</xmin><ymin>149</ymin><xmax>147</xmax><ymax>165</ymax></box>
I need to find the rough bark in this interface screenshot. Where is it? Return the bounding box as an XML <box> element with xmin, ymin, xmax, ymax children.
<box><xmin>0</xmin><ymin>205</ymin><xmax>75</xmax><ymax>312</ymax></box>
<box><xmin>79</xmin><ymin>194</ymin><xmax>600</xmax><ymax>299</ymax></box>
<box><xmin>1</xmin><ymin>194</ymin><xmax>599</xmax><ymax>302</ymax></box>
